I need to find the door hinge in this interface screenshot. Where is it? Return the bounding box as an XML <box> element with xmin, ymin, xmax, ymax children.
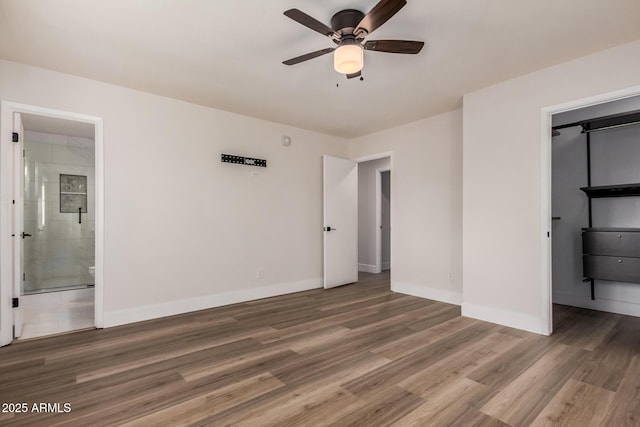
<box><xmin>547</xmin><ymin>231</ymin><xmax>550</xmax><ymax>237</ymax></box>
<box><xmin>23</xmin><ymin>149</ymin><xmax>25</xmax><ymax>158</ymax></box>
<box><xmin>12</xmin><ymin>132</ymin><xmax>19</xmax><ymax>143</ymax></box>
<box><xmin>23</xmin><ymin>272</ymin><xmax>25</xmax><ymax>281</ymax></box>
<box><xmin>12</xmin><ymin>200</ymin><xmax>15</xmax><ymax>204</ymax></box>
<box><xmin>12</xmin><ymin>298</ymin><xmax>19</xmax><ymax>308</ymax></box>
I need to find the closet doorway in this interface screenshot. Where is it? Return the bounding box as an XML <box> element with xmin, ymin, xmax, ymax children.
<box><xmin>545</xmin><ymin>92</ymin><xmax>640</xmax><ymax>334</ymax></box>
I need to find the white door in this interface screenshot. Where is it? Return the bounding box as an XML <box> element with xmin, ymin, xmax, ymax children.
<box><xmin>323</xmin><ymin>155</ymin><xmax>358</xmax><ymax>288</ymax></box>
<box><xmin>12</xmin><ymin>112</ymin><xmax>24</xmax><ymax>338</ymax></box>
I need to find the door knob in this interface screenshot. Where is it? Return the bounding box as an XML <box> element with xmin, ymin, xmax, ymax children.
<box><xmin>21</xmin><ymin>232</ymin><xmax>32</xmax><ymax>239</ymax></box>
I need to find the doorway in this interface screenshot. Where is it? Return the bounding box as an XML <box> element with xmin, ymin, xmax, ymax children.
<box><xmin>0</xmin><ymin>102</ymin><xmax>104</xmax><ymax>345</ymax></box>
<box><xmin>380</xmin><ymin>170</ymin><xmax>391</xmax><ymax>271</ymax></box>
<box><xmin>550</xmin><ymin>95</ymin><xmax>640</xmax><ymax>332</ymax></box>
<box><xmin>541</xmin><ymin>85</ymin><xmax>640</xmax><ymax>335</ymax></box>
<box><xmin>357</xmin><ymin>156</ymin><xmax>391</xmax><ymax>275</ymax></box>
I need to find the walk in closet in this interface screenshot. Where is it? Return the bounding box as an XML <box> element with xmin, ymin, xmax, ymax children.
<box><xmin>552</xmin><ymin>96</ymin><xmax>640</xmax><ymax>316</ymax></box>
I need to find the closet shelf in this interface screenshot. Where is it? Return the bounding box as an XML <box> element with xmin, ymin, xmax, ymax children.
<box><xmin>580</xmin><ymin>183</ymin><xmax>640</xmax><ymax>198</ymax></box>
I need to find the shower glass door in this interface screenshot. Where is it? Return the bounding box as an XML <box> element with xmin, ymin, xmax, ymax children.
<box><xmin>23</xmin><ymin>135</ymin><xmax>95</xmax><ymax>294</ymax></box>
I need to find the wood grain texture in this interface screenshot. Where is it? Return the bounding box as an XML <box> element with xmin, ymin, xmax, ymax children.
<box><xmin>529</xmin><ymin>379</ymin><xmax>615</xmax><ymax>427</ymax></box>
<box><xmin>0</xmin><ymin>271</ymin><xmax>638</xmax><ymax>426</ymax></box>
<box><xmin>480</xmin><ymin>344</ymin><xmax>590</xmax><ymax>426</ymax></box>
<box><xmin>600</xmin><ymin>354</ymin><xmax>640</xmax><ymax>426</ymax></box>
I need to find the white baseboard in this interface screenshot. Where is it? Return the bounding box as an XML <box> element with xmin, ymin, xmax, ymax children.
<box><xmin>392</xmin><ymin>281</ymin><xmax>462</xmax><ymax>306</ymax></box>
<box><xmin>358</xmin><ymin>263</ymin><xmax>379</xmax><ymax>273</ymax></box>
<box><xmin>461</xmin><ymin>302</ymin><xmax>543</xmax><ymax>334</ymax></box>
<box><xmin>103</xmin><ymin>278</ymin><xmax>322</xmax><ymax>328</ymax></box>
<box><xmin>553</xmin><ymin>292</ymin><xmax>640</xmax><ymax>317</ymax></box>
<box><xmin>382</xmin><ymin>262</ymin><xmax>391</xmax><ymax>271</ymax></box>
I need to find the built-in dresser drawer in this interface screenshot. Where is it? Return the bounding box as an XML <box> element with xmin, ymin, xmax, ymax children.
<box><xmin>583</xmin><ymin>255</ymin><xmax>640</xmax><ymax>283</ymax></box>
<box><xmin>582</xmin><ymin>231</ymin><xmax>640</xmax><ymax>257</ymax></box>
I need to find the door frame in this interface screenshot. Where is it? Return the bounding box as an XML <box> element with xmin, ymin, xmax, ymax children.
<box><xmin>376</xmin><ymin>168</ymin><xmax>391</xmax><ymax>273</ymax></box>
<box><xmin>0</xmin><ymin>101</ymin><xmax>105</xmax><ymax>345</ymax></box>
<box><xmin>540</xmin><ymin>84</ymin><xmax>640</xmax><ymax>336</ymax></box>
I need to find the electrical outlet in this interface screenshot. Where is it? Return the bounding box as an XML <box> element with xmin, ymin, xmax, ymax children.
<box><xmin>256</xmin><ymin>268</ymin><xmax>264</xmax><ymax>279</ymax></box>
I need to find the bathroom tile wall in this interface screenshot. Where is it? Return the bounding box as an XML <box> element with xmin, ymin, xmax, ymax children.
<box><xmin>23</xmin><ymin>131</ymin><xmax>95</xmax><ymax>293</ymax></box>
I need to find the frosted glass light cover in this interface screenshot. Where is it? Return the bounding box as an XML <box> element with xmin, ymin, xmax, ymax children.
<box><xmin>334</xmin><ymin>44</ymin><xmax>363</xmax><ymax>74</ymax></box>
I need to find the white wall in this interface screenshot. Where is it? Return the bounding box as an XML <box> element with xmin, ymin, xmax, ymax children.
<box><xmin>462</xmin><ymin>40</ymin><xmax>640</xmax><ymax>333</ymax></box>
<box><xmin>0</xmin><ymin>60</ymin><xmax>349</xmax><ymax>327</ymax></box>
<box><xmin>357</xmin><ymin>157</ymin><xmax>390</xmax><ymax>273</ymax></box>
<box><xmin>349</xmin><ymin>109</ymin><xmax>463</xmax><ymax>305</ymax></box>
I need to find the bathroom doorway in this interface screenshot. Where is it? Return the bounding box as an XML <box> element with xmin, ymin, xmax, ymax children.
<box><xmin>0</xmin><ymin>102</ymin><xmax>104</xmax><ymax>345</ymax></box>
<box><xmin>19</xmin><ymin>114</ymin><xmax>96</xmax><ymax>338</ymax></box>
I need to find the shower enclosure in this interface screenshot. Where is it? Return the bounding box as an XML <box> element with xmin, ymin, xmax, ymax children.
<box><xmin>22</xmin><ymin>131</ymin><xmax>95</xmax><ymax>294</ymax></box>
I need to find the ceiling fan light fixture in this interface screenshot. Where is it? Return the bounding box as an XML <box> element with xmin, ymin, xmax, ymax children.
<box><xmin>334</xmin><ymin>42</ymin><xmax>364</xmax><ymax>74</ymax></box>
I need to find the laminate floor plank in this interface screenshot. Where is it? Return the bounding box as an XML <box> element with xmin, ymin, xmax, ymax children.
<box><xmin>6</xmin><ymin>371</ymin><xmax>185</xmax><ymax>427</ymax></box>
<box><xmin>271</xmin><ymin>294</ymin><xmax>406</xmax><ymax>329</ymax></box>
<box><xmin>399</xmin><ymin>332</ymin><xmax>521</xmax><ymax>398</ymax></box>
<box><xmin>529</xmin><ymin>379</ymin><xmax>615</xmax><ymax>427</ymax></box>
<box><xmin>318</xmin><ymin>290</ymin><xmax>399</xmax><ymax>311</ymax></box>
<box><xmin>394</xmin><ymin>377</ymin><xmax>492</xmax><ymax>427</ymax></box>
<box><xmin>340</xmin><ymin>300</ymin><xmax>434</xmax><ymax>330</ymax></box>
<box><xmin>552</xmin><ymin>307</ymin><xmax>621</xmax><ymax>351</ymax></box>
<box><xmin>195</xmin><ymin>350</ymin><xmax>391</xmax><ymax>426</ymax></box>
<box><xmin>479</xmin><ymin>343</ymin><xmax>591</xmax><ymax>426</ymax></box>
<box><xmin>405</xmin><ymin>304</ymin><xmax>461</xmax><ymax>332</ymax></box>
<box><xmin>572</xmin><ymin>314</ymin><xmax>640</xmax><ymax>392</ymax></box>
<box><xmin>372</xmin><ymin>315</ymin><xmax>477</xmax><ymax>360</ymax></box>
<box><xmin>343</xmin><ymin>321</ymin><xmax>495</xmax><ymax>396</ymax></box>
<box><xmin>219</xmin><ymin>384</ymin><xmax>358</xmax><ymax>427</ymax></box>
<box><xmin>1</xmin><ymin>271</ymin><xmax>639</xmax><ymax>426</ymax></box>
<box><xmin>328</xmin><ymin>386</ymin><xmax>424</xmax><ymax>427</ymax></box>
<box><xmin>120</xmin><ymin>373</ymin><xmax>284</xmax><ymax>427</ymax></box>
<box><xmin>466</xmin><ymin>333</ymin><xmax>557</xmax><ymax>390</ymax></box>
<box><xmin>600</xmin><ymin>354</ymin><xmax>640</xmax><ymax>426</ymax></box>
<box><xmin>255</xmin><ymin>306</ymin><xmax>379</xmax><ymax>344</ymax></box>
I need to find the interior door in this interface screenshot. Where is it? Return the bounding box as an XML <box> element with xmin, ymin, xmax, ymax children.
<box><xmin>12</xmin><ymin>112</ymin><xmax>24</xmax><ymax>338</ymax></box>
<box><xmin>323</xmin><ymin>155</ymin><xmax>358</xmax><ymax>288</ymax></box>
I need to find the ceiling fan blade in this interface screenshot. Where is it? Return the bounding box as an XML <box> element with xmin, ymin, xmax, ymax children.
<box><xmin>284</xmin><ymin>9</ymin><xmax>340</xmax><ymax>41</ymax></box>
<box><xmin>364</xmin><ymin>40</ymin><xmax>424</xmax><ymax>54</ymax></box>
<box><xmin>283</xmin><ymin>48</ymin><xmax>335</xmax><ymax>66</ymax></box>
<box><xmin>355</xmin><ymin>0</ymin><xmax>407</xmax><ymax>37</ymax></box>
<box><xmin>346</xmin><ymin>71</ymin><xmax>361</xmax><ymax>79</ymax></box>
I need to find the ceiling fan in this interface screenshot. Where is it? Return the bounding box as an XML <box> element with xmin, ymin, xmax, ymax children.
<box><xmin>282</xmin><ymin>0</ymin><xmax>424</xmax><ymax>79</ymax></box>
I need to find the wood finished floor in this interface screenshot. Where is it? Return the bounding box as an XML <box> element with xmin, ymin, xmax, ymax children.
<box><xmin>0</xmin><ymin>271</ymin><xmax>639</xmax><ymax>426</ymax></box>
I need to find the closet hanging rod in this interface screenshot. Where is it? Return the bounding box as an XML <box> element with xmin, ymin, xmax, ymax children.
<box><xmin>552</xmin><ymin>109</ymin><xmax>640</xmax><ymax>133</ymax></box>
<box><xmin>582</xmin><ymin>119</ymin><xmax>640</xmax><ymax>133</ymax></box>
<box><xmin>552</xmin><ymin>122</ymin><xmax>581</xmax><ymax>130</ymax></box>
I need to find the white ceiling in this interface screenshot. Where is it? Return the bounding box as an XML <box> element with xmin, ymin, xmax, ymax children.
<box><xmin>21</xmin><ymin>113</ymin><xmax>95</xmax><ymax>139</ymax></box>
<box><xmin>1</xmin><ymin>0</ymin><xmax>639</xmax><ymax>138</ymax></box>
